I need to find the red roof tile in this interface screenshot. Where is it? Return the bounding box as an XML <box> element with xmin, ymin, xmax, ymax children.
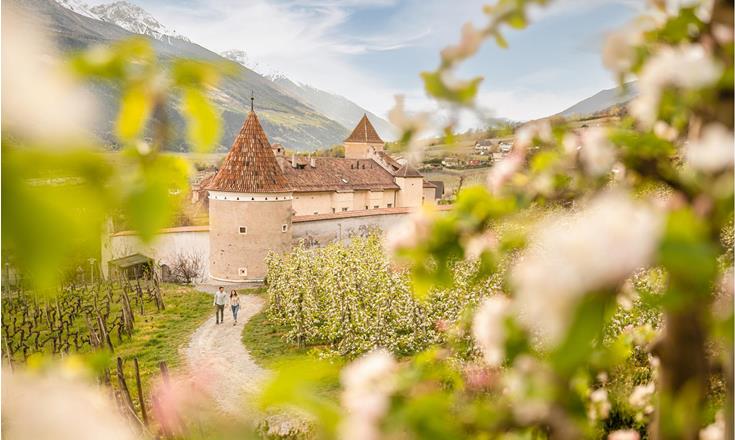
<box><xmin>345</xmin><ymin>114</ymin><xmax>384</xmax><ymax>143</ymax></box>
<box><xmin>207</xmin><ymin>112</ymin><xmax>291</xmax><ymax>193</ymax></box>
<box><xmin>277</xmin><ymin>157</ymin><xmax>399</xmax><ymax>192</ymax></box>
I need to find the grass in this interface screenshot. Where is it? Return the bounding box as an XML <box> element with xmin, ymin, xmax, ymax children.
<box><xmin>115</xmin><ymin>283</ymin><xmax>212</xmax><ymax>393</ymax></box>
<box><xmin>241</xmin><ymin>307</ymin><xmax>309</xmax><ymax>368</ymax></box>
<box><xmin>241</xmin><ymin>296</ymin><xmax>342</xmax><ymax>400</ymax></box>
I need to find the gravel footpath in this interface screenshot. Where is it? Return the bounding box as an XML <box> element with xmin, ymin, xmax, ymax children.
<box><xmin>184</xmin><ymin>287</ymin><xmax>307</xmax><ymax>436</ymax></box>
<box><xmin>184</xmin><ymin>293</ymin><xmax>267</xmax><ymax>414</ymax></box>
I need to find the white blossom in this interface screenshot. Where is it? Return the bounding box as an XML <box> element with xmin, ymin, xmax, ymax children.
<box><xmin>340</xmin><ymin>349</ymin><xmax>397</xmax><ymax>440</ymax></box>
<box><xmin>631</xmin><ymin>45</ymin><xmax>722</xmax><ymax>127</ymax></box>
<box><xmin>609</xmin><ymin>430</ymin><xmax>641</xmax><ymax>440</ymax></box>
<box><xmin>2</xmin><ymin>370</ymin><xmax>137</xmax><ymax>440</ymax></box>
<box><xmin>486</xmin><ymin>148</ymin><xmax>526</xmax><ymax>194</ymax></box>
<box><xmin>388</xmin><ymin>95</ymin><xmax>431</xmax><ymax>163</ymax></box>
<box><xmin>580</xmin><ymin>127</ymin><xmax>617</xmax><ymax>176</ymax></box>
<box><xmin>654</xmin><ymin>121</ymin><xmax>679</xmax><ymax>141</ymax></box>
<box><xmin>602</xmin><ymin>22</ymin><xmax>646</xmax><ymax>74</ymax></box>
<box><xmin>629</xmin><ymin>382</ymin><xmax>656</xmax><ymax>415</ymax></box>
<box><xmin>684</xmin><ymin>123</ymin><xmax>735</xmax><ymax>172</ymax></box>
<box><xmin>472</xmin><ymin>296</ymin><xmax>511</xmax><ymax>366</ymax></box>
<box><xmin>699</xmin><ymin>411</ymin><xmax>725</xmax><ymax>440</ymax></box>
<box><xmin>384</xmin><ymin>209</ymin><xmax>432</xmax><ymax>256</ymax></box>
<box><xmin>2</xmin><ymin>6</ymin><xmax>96</xmax><ymax>143</ymax></box>
<box><xmin>441</xmin><ymin>22</ymin><xmax>484</xmax><ymax>63</ymax></box>
<box><xmin>515</xmin><ymin>120</ymin><xmax>553</xmax><ymax>150</ymax></box>
<box><xmin>465</xmin><ymin>231</ymin><xmax>499</xmax><ymax>261</ymax></box>
<box><xmin>588</xmin><ymin>388</ymin><xmax>612</xmax><ymax>420</ymax></box>
<box><xmin>512</xmin><ymin>191</ymin><xmax>663</xmax><ymax>345</ymax></box>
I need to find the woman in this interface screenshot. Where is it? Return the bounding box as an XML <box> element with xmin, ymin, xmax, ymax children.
<box><xmin>230</xmin><ymin>290</ymin><xmax>241</xmax><ymax>325</ymax></box>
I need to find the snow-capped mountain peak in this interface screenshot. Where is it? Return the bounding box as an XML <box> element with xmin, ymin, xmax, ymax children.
<box><xmin>90</xmin><ymin>1</ymin><xmax>190</xmax><ymax>43</ymax></box>
<box><xmin>220</xmin><ymin>49</ymin><xmax>289</xmax><ymax>81</ymax></box>
<box><xmin>53</xmin><ymin>0</ymin><xmax>98</xmax><ymax>19</ymax></box>
<box><xmin>53</xmin><ymin>0</ymin><xmax>190</xmax><ymax>44</ymax></box>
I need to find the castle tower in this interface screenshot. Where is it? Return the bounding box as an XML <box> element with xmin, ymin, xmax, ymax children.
<box><xmin>207</xmin><ymin>107</ymin><xmax>293</xmax><ymax>282</ymax></box>
<box><xmin>344</xmin><ymin>114</ymin><xmax>385</xmax><ymax>159</ymax></box>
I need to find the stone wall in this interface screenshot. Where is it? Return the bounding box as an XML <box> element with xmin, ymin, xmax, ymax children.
<box><xmin>102</xmin><ymin>227</ymin><xmax>210</xmax><ymax>280</ymax></box>
<box><xmin>291</xmin><ymin>210</ymin><xmax>411</xmax><ymax>248</ymax></box>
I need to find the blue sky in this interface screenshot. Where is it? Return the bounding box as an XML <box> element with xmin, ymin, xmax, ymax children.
<box><xmin>87</xmin><ymin>0</ymin><xmax>642</xmax><ymax>122</ymax></box>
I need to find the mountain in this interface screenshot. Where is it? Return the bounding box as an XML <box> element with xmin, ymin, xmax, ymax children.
<box><xmin>271</xmin><ymin>77</ymin><xmax>396</xmax><ymax>141</ymax></box>
<box><xmin>16</xmin><ymin>0</ymin><xmax>354</xmax><ymax>152</ymax></box>
<box><xmin>220</xmin><ymin>49</ymin><xmax>285</xmax><ymax>79</ymax></box>
<box><xmin>90</xmin><ymin>1</ymin><xmax>190</xmax><ymax>44</ymax></box>
<box><xmin>53</xmin><ymin>0</ymin><xmax>97</xmax><ymax>19</ymax></box>
<box><xmin>221</xmin><ymin>49</ymin><xmax>395</xmax><ymax>141</ymax></box>
<box><xmin>556</xmin><ymin>82</ymin><xmax>637</xmax><ymax>118</ymax></box>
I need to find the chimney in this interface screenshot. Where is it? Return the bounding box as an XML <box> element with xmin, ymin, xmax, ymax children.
<box><xmin>291</xmin><ymin>153</ymin><xmax>297</xmax><ymax>168</ymax></box>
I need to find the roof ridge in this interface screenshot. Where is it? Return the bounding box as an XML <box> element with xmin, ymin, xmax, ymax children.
<box><xmin>207</xmin><ymin>111</ymin><xmax>291</xmax><ymax>193</ymax></box>
<box><xmin>344</xmin><ymin>114</ymin><xmax>383</xmax><ymax>144</ymax></box>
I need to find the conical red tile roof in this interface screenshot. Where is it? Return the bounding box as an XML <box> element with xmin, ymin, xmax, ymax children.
<box><xmin>207</xmin><ymin>111</ymin><xmax>291</xmax><ymax>193</ymax></box>
<box><xmin>345</xmin><ymin>114</ymin><xmax>383</xmax><ymax>143</ymax></box>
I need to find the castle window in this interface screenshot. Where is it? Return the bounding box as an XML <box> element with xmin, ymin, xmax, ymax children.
<box><xmin>239</xmin><ymin>226</ymin><xmax>247</xmax><ymax>234</ymax></box>
<box><xmin>342</xmin><ymin>207</ymin><xmax>348</xmax><ymax>212</ymax></box>
<box><xmin>236</xmin><ymin>197</ymin><xmax>240</xmax><ymax>200</ymax></box>
<box><xmin>314</xmin><ymin>211</ymin><xmax>319</xmax><ymax>215</ymax></box>
<box><xmin>374</xmin><ymin>205</ymin><xmax>379</xmax><ymax>209</ymax></box>
<box><xmin>238</xmin><ymin>267</ymin><xmax>248</xmax><ymax>277</ymax></box>
<box><xmin>282</xmin><ymin>224</ymin><xmax>288</xmax><ymax>232</ymax></box>
<box><xmin>387</xmin><ymin>203</ymin><xmax>393</xmax><ymax>208</ymax></box>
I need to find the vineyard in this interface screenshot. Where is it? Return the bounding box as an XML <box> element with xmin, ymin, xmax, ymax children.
<box><xmin>1</xmin><ymin>276</ymin><xmax>212</xmax><ymax>434</ymax></box>
<box><xmin>265</xmin><ymin>235</ymin><xmax>501</xmax><ymax>358</ymax></box>
<box><xmin>2</xmin><ymin>277</ymin><xmax>166</xmax><ymax>362</ymax></box>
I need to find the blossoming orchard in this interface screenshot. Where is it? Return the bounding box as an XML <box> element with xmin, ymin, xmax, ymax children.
<box><xmin>1</xmin><ymin>0</ymin><xmax>733</xmax><ymax>439</ymax></box>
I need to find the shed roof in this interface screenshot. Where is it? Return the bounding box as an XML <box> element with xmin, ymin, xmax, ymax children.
<box><xmin>108</xmin><ymin>253</ymin><xmax>152</xmax><ymax>268</ymax></box>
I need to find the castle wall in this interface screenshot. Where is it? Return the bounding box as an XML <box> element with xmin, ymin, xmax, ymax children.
<box><xmin>344</xmin><ymin>141</ymin><xmax>384</xmax><ymax>159</ymax></box>
<box><xmin>103</xmin><ymin>227</ymin><xmax>210</xmax><ymax>279</ymax></box>
<box><xmin>395</xmin><ymin>176</ymin><xmax>424</xmax><ymax>208</ymax></box>
<box><xmin>291</xmin><ymin>210</ymin><xmax>413</xmax><ymax>247</ymax></box>
<box><xmin>209</xmin><ymin>193</ymin><xmax>292</xmax><ymax>281</ymax></box>
<box><xmin>293</xmin><ymin>191</ymin><xmax>333</xmax><ymax>215</ymax></box>
<box><xmin>383</xmin><ymin>190</ymin><xmax>397</xmax><ymax>208</ymax></box>
<box><xmin>292</xmin><ymin>189</ymin><xmax>398</xmax><ymax>215</ymax></box>
<box><xmin>423</xmin><ymin>187</ymin><xmax>437</xmax><ymax>204</ymax></box>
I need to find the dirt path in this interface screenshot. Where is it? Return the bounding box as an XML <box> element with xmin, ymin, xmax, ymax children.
<box><xmin>184</xmin><ymin>293</ymin><xmax>267</xmax><ymax>414</ymax></box>
<box><xmin>183</xmin><ymin>289</ymin><xmax>306</xmax><ymax>436</ymax></box>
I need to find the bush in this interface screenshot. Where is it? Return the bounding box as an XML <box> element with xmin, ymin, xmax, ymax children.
<box><xmin>265</xmin><ymin>235</ymin><xmax>496</xmax><ymax>357</ymax></box>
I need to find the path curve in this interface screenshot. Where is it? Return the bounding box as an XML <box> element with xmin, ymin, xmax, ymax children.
<box><xmin>185</xmin><ymin>293</ymin><xmax>267</xmax><ymax>414</ymax></box>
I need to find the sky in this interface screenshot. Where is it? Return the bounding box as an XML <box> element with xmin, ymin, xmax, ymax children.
<box><xmin>86</xmin><ymin>0</ymin><xmax>642</xmax><ymax>123</ymax></box>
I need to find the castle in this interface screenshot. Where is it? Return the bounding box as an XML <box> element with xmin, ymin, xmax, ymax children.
<box><xmin>102</xmin><ymin>108</ymin><xmax>437</xmax><ymax>282</ymax></box>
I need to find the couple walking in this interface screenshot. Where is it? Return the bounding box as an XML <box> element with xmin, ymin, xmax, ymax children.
<box><xmin>213</xmin><ymin>286</ymin><xmax>240</xmax><ymax>325</ymax></box>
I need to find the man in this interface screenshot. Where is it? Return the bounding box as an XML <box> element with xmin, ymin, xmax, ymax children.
<box><xmin>213</xmin><ymin>286</ymin><xmax>227</xmax><ymax>324</ymax></box>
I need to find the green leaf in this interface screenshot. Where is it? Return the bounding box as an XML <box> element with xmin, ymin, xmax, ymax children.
<box><xmin>181</xmin><ymin>87</ymin><xmax>221</xmax><ymax>152</ymax></box>
<box><xmin>123</xmin><ymin>156</ymin><xmax>188</xmax><ymax>242</ymax></box>
<box><xmin>116</xmin><ymin>85</ymin><xmax>152</xmax><ymax>142</ymax></box>
<box><xmin>507</xmin><ymin>12</ymin><xmax>528</xmax><ymax>29</ymax></box>
<box><xmin>420</xmin><ymin>71</ymin><xmax>483</xmax><ymax>105</ymax></box>
<box><xmin>551</xmin><ymin>293</ymin><xmax>615</xmax><ymax>374</ymax></box>
<box><xmin>493</xmin><ymin>31</ymin><xmax>509</xmax><ymax>48</ymax></box>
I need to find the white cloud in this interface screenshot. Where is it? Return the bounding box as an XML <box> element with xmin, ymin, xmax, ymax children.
<box><xmin>477</xmin><ymin>87</ymin><xmax>598</xmax><ymax>121</ymax></box>
<box><xmin>133</xmin><ymin>0</ymin><xmax>420</xmax><ymax>116</ymax></box>
<box><xmin>80</xmin><ymin>0</ymin><xmax>639</xmax><ymax>122</ymax></box>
